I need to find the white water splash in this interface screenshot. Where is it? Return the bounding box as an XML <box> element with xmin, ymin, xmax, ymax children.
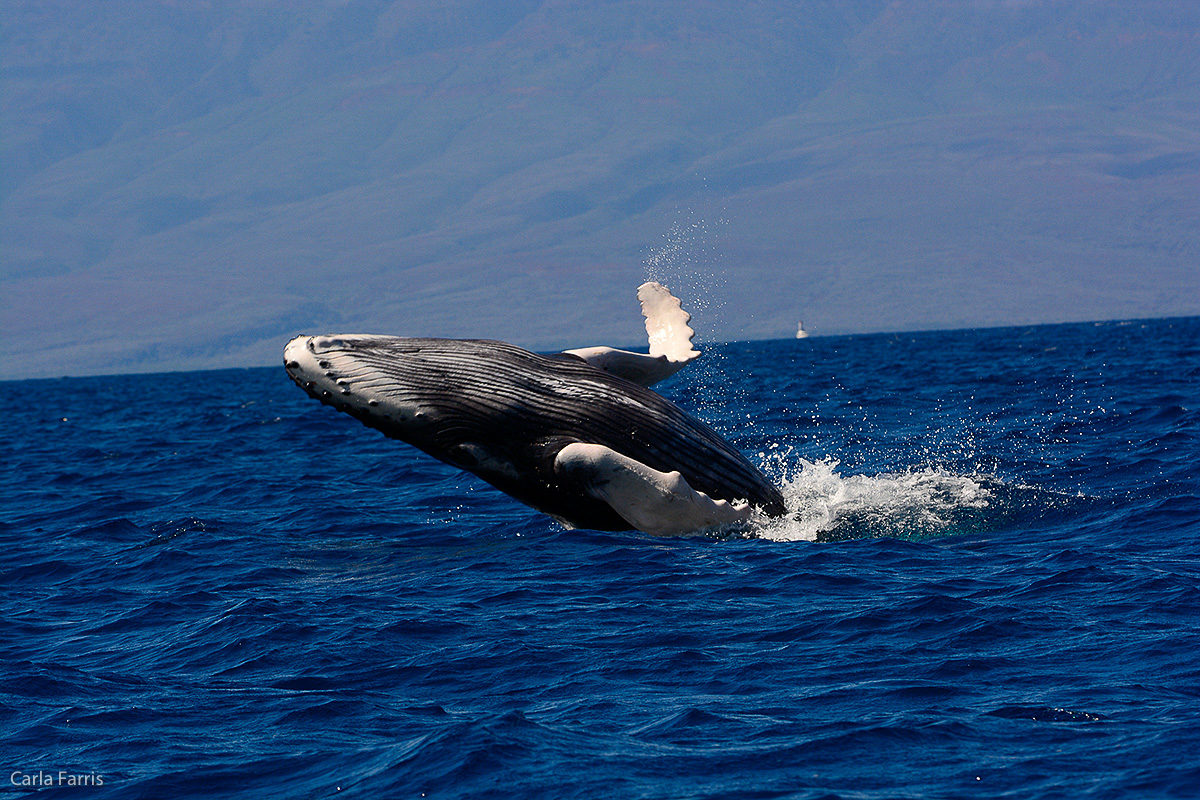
<box><xmin>751</xmin><ymin>455</ymin><xmax>996</xmax><ymax>542</ymax></box>
<box><xmin>639</xmin><ymin>218</ymin><xmax>1000</xmax><ymax>544</ymax></box>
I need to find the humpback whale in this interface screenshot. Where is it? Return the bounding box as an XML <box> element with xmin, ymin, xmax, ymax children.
<box><xmin>284</xmin><ymin>283</ymin><xmax>785</xmax><ymax>535</ymax></box>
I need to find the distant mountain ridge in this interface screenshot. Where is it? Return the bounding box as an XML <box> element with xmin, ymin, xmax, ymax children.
<box><xmin>2</xmin><ymin>0</ymin><xmax>1198</xmax><ymax>378</ymax></box>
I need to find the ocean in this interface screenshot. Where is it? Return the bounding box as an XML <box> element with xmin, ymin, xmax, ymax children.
<box><xmin>3</xmin><ymin>316</ymin><xmax>1198</xmax><ymax>798</ymax></box>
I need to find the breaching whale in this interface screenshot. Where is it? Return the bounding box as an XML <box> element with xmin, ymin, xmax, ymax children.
<box><xmin>284</xmin><ymin>283</ymin><xmax>785</xmax><ymax>535</ymax></box>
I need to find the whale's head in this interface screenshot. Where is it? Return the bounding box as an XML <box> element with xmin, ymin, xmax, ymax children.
<box><xmin>283</xmin><ymin>334</ymin><xmax>435</xmax><ymax>430</ymax></box>
<box><xmin>283</xmin><ymin>332</ymin><xmax>578</xmax><ymax>462</ymax></box>
<box><xmin>286</xmin><ymin>334</ymin><xmax>377</xmax><ymax>402</ymax></box>
<box><xmin>283</xmin><ymin>332</ymin><xmax>601</xmax><ymax>505</ymax></box>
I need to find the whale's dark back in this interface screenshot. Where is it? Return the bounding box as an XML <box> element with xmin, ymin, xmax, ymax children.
<box><xmin>294</xmin><ymin>336</ymin><xmax>786</xmax><ymax>530</ymax></box>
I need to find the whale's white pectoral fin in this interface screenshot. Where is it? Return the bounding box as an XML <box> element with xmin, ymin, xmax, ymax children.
<box><xmin>560</xmin><ymin>282</ymin><xmax>699</xmax><ymax>387</ymax></box>
<box><xmin>554</xmin><ymin>442</ymin><xmax>751</xmax><ymax>536</ymax></box>
<box><xmin>561</xmin><ymin>346</ymin><xmax>684</xmax><ymax>387</ymax></box>
<box><xmin>638</xmin><ymin>281</ymin><xmax>700</xmax><ymax>364</ymax></box>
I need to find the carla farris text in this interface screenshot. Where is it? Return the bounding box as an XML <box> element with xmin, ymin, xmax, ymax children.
<box><xmin>11</xmin><ymin>770</ymin><xmax>105</xmax><ymax>787</ymax></box>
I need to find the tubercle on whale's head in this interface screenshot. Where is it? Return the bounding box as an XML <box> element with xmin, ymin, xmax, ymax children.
<box><xmin>283</xmin><ymin>334</ymin><xmax>425</xmax><ymax>427</ymax></box>
<box><xmin>284</xmin><ymin>334</ymin><xmax>376</xmax><ymax>389</ymax></box>
<box><xmin>284</xmin><ymin>334</ymin><xmax>340</xmax><ymax>399</ymax></box>
<box><xmin>283</xmin><ymin>334</ymin><xmax>311</xmax><ymax>375</ymax></box>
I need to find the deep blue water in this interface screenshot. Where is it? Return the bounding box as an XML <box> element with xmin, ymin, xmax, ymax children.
<box><xmin>3</xmin><ymin>317</ymin><xmax>1199</xmax><ymax>798</ymax></box>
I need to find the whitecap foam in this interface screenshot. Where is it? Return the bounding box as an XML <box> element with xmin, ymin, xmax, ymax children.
<box><xmin>750</xmin><ymin>454</ymin><xmax>997</xmax><ymax>542</ymax></box>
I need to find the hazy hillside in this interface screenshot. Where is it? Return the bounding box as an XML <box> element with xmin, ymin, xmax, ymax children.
<box><xmin>2</xmin><ymin>0</ymin><xmax>1198</xmax><ymax>378</ymax></box>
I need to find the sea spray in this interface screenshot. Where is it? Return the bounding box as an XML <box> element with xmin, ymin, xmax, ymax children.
<box><xmin>752</xmin><ymin>453</ymin><xmax>996</xmax><ymax>542</ymax></box>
